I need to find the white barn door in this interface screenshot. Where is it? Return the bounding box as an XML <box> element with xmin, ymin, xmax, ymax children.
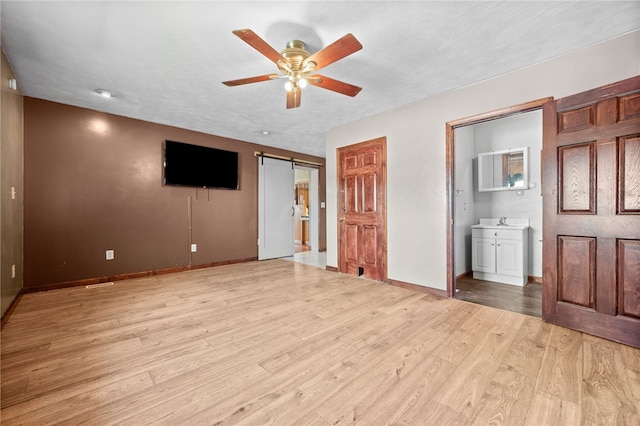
<box><xmin>258</xmin><ymin>157</ymin><xmax>294</xmax><ymax>260</ymax></box>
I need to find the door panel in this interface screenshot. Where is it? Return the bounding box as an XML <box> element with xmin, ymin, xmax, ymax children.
<box><xmin>558</xmin><ymin>143</ymin><xmax>595</xmax><ymax>213</ymax></box>
<box><xmin>338</xmin><ymin>137</ymin><xmax>387</xmax><ymax>281</ymax></box>
<box><xmin>258</xmin><ymin>157</ymin><xmax>294</xmax><ymax>260</ymax></box>
<box><xmin>557</xmin><ymin>236</ymin><xmax>595</xmax><ymax>308</ymax></box>
<box><xmin>557</xmin><ymin>104</ymin><xmax>596</xmax><ymax>133</ymax></box>
<box><xmin>543</xmin><ymin>75</ymin><xmax>640</xmax><ymax>348</ymax></box>
<box><xmin>345</xmin><ymin>175</ymin><xmax>358</xmax><ymax>213</ymax></box>
<box><xmin>362</xmin><ymin>173</ymin><xmax>377</xmax><ymax>212</ymax></box>
<box><xmin>620</xmin><ymin>134</ymin><xmax>640</xmax><ymax>212</ymax></box>
<box><xmin>362</xmin><ymin>225</ymin><xmax>377</xmax><ymax>265</ymax></box>
<box><xmin>619</xmin><ymin>239</ymin><xmax>640</xmax><ymax>318</ymax></box>
<box><xmin>346</xmin><ymin>224</ymin><xmax>358</xmax><ymax>262</ymax></box>
<box><xmin>620</xmin><ymin>92</ymin><xmax>640</xmax><ymax>121</ymax></box>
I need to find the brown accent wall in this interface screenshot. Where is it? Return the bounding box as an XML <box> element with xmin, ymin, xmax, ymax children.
<box><xmin>1</xmin><ymin>49</ymin><xmax>24</xmax><ymax>317</ymax></box>
<box><xmin>24</xmin><ymin>98</ymin><xmax>325</xmax><ymax>289</ymax></box>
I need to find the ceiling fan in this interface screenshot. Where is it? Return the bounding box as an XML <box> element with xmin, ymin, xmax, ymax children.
<box><xmin>222</xmin><ymin>29</ymin><xmax>363</xmax><ymax>109</ymax></box>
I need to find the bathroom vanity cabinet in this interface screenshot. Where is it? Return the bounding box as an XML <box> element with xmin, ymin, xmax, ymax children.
<box><xmin>471</xmin><ymin>223</ymin><xmax>529</xmax><ymax>286</ymax></box>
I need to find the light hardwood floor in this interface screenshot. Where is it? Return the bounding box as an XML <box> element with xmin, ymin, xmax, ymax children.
<box><xmin>2</xmin><ymin>260</ymin><xmax>639</xmax><ymax>425</ymax></box>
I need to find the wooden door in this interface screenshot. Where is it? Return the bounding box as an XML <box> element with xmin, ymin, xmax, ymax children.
<box><xmin>337</xmin><ymin>137</ymin><xmax>387</xmax><ymax>281</ymax></box>
<box><xmin>542</xmin><ymin>75</ymin><xmax>640</xmax><ymax>348</ymax></box>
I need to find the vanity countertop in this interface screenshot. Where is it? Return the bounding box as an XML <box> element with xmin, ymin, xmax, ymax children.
<box><xmin>471</xmin><ymin>218</ymin><xmax>530</xmax><ymax>230</ymax></box>
<box><xmin>471</xmin><ymin>224</ymin><xmax>529</xmax><ymax>230</ymax></box>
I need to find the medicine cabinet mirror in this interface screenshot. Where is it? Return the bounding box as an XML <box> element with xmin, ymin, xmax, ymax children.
<box><xmin>477</xmin><ymin>147</ymin><xmax>528</xmax><ymax>192</ymax></box>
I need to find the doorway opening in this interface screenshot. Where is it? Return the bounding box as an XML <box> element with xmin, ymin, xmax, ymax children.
<box><xmin>294</xmin><ymin>166</ymin><xmax>319</xmax><ymax>253</ymax></box>
<box><xmin>446</xmin><ymin>98</ymin><xmax>551</xmax><ymax>317</ymax></box>
<box><xmin>294</xmin><ymin>167</ymin><xmax>311</xmax><ymax>253</ymax></box>
<box><xmin>289</xmin><ymin>165</ymin><xmax>326</xmax><ymax>269</ymax></box>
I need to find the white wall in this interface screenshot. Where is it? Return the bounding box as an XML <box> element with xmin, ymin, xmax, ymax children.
<box><xmin>326</xmin><ymin>30</ymin><xmax>640</xmax><ymax>291</ymax></box>
<box><xmin>471</xmin><ymin>110</ymin><xmax>543</xmax><ymax>278</ymax></box>
<box><xmin>454</xmin><ymin>126</ymin><xmax>476</xmax><ymax>277</ymax></box>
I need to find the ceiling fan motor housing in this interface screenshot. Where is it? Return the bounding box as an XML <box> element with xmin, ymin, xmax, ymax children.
<box><xmin>278</xmin><ymin>40</ymin><xmax>314</xmax><ymax>73</ymax></box>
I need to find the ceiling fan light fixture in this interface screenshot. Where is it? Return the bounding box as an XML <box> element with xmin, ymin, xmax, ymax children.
<box><xmin>285</xmin><ymin>75</ymin><xmax>307</xmax><ymax>92</ymax></box>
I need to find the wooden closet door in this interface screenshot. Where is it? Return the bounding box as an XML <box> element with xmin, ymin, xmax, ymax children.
<box><xmin>337</xmin><ymin>137</ymin><xmax>387</xmax><ymax>281</ymax></box>
<box><xmin>542</xmin><ymin>75</ymin><xmax>640</xmax><ymax>348</ymax></box>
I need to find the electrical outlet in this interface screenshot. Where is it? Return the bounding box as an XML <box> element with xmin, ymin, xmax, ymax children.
<box><xmin>190</xmin><ymin>244</ymin><xmax>197</xmax><ymax>253</ymax></box>
<box><xmin>12</xmin><ymin>264</ymin><xmax>16</xmax><ymax>278</ymax></box>
<box><xmin>106</xmin><ymin>250</ymin><xmax>114</xmax><ymax>260</ymax></box>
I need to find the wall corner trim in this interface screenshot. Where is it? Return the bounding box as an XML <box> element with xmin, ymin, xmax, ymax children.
<box><xmin>1</xmin><ymin>291</ymin><xmax>24</xmax><ymax>329</ymax></box>
<box><xmin>23</xmin><ymin>257</ymin><xmax>258</xmax><ymax>293</ymax></box>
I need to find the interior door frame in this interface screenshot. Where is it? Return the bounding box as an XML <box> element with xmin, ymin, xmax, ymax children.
<box><xmin>294</xmin><ymin>165</ymin><xmax>320</xmax><ymax>251</ymax></box>
<box><xmin>445</xmin><ymin>97</ymin><xmax>553</xmax><ymax>297</ymax></box>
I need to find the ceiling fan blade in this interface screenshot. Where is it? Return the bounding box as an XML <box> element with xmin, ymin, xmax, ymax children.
<box><xmin>232</xmin><ymin>29</ymin><xmax>289</xmax><ymax>66</ymax></box>
<box><xmin>222</xmin><ymin>74</ymin><xmax>280</xmax><ymax>87</ymax></box>
<box><xmin>303</xmin><ymin>34</ymin><xmax>362</xmax><ymax>71</ymax></box>
<box><xmin>307</xmin><ymin>75</ymin><xmax>362</xmax><ymax>97</ymax></box>
<box><xmin>287</xmin><ymin>90</ymin><xmax>301</xmax><ymax>109</ymax></box>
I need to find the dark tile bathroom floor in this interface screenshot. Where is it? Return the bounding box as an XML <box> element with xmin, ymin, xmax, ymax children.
<box><xmin>455</xmin><ymin>275</ymin><xmax>542</xmax><ymax>318</ymax></box>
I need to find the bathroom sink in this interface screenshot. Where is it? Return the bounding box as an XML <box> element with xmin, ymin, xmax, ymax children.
<box><xmin>472</xmin><ymin>218</ymin><xmax>530</xmax><ymax>230</ymax></box>
<box><xmin>471</xmin><ymin>224</ymin><xmax>529</xmax><ymax>230</ymax></box>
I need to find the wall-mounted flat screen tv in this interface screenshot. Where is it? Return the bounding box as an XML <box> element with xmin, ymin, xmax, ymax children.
<box><xmin>164</xmin><ymin>140</ymin><xmax>239</xmax><ymax>190</ymax></box>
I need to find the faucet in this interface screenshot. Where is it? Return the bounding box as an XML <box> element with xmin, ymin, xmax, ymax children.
<box><xmin>498</xmin><ymin>216</ymin><xmax>507</xmax><ymax>226</ymax></box>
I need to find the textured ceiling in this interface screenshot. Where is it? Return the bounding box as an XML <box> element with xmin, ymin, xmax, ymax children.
<box><xmin>2</xmin><ymin>1</ymin><xmax>639</xmax><ymax>157</ymax></box>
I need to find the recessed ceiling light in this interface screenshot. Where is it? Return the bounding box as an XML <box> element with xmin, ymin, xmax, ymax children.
<box><xmin>95</xmin><ymin>89</ymin><xmax>116</xmax><ymax>98</ymax></box>
<box><xmin>260</xmin><ymin>130</ymin><xmax>270</xmax><ymax>136</ymax></box>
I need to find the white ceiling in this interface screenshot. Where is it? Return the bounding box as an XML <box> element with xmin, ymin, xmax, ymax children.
<box><xmin>2</xmin><ymin>1</ymin><xmax>639</xmax><ymax>157</ymax></box>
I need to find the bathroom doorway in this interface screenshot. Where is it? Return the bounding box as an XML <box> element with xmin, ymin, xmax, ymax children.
<box><xmin>447</xmin><ymin>98</ymin><xmax>551</xmax><ymax>317</ymax></box>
